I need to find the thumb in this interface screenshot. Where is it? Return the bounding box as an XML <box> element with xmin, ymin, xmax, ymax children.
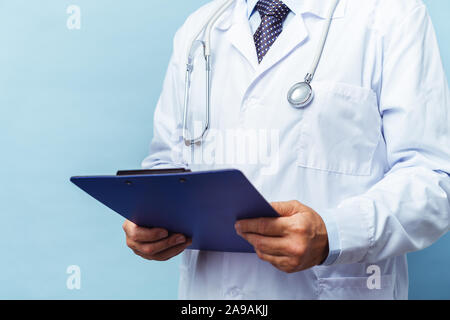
<box><xmin>271</xmin><ymin>200</ymin><xmax>306</xmax><ymax>217</ymax></box>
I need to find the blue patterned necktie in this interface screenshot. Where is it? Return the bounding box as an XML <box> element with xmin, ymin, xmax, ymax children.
<box><xmin>253</xmin><ymin>0</ymin><xmax>290</xmax><ymax>63</ymax></box>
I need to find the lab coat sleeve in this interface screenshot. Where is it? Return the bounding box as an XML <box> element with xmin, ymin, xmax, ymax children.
<box><xmin>141</xmin><ymin>30</ymin><xmax>188</xmax><ymax>170</ymax></box>
<box><xmin>328</xmin><ymin>5</ymin><xmax>450</xmax><ymax>265</ymax></box>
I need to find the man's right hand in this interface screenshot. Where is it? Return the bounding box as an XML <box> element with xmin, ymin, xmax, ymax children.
<box><xmin>123</xmin><ymin>220</ymin><xmax>192</xmax><ymax>261</ymax></box>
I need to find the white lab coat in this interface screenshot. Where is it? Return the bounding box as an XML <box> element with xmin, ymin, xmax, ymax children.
<box><xmin>142</xmin><ymin>0</ymin><xmax>450</xmax><ymax>299</ymax></box>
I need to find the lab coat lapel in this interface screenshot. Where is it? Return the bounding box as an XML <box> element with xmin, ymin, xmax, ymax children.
<box><xmin>216</xmin><ymin>0</ymin><xmax>347</xmax><ymax>76</ymax></box>
<box><xmin>223</xmin><ymin>6</ymin><xmax>259</xmax><ymax>71</ymax></box>
<box><xmin>256</xmin><ymin>14</ymin><xmax>309</xmax><ymax>76</ymax></box>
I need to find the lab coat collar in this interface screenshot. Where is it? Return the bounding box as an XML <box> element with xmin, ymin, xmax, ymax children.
<box><xmin>216</xmin><ymin>0</ymin><xmax>346</xmax><ymax>72</ymax></box>
<box><xmin>218</xmin><ymin>0</ymin><xmax>308</xmax><ymax>71</ymax></box>
<box><xmin>256</xmin><ymin>10</ymin><xmax>308</xmax><ymax>72</ymax></box>
<box><xmin>220</xmin><ymin>0</ymin><xmax>260</xmax><ymax>69</ymax></box>
<box><xmin>246</xmin><ymin>0</ymin><xmax>347</xmax><ymax>19</ymax></box>
<box><xmin>295</xmin><ymin>0</ymin><xmax>347</xmax><ymax>19</ymax></box>
<box><xmin>217</xmin><ymin>0</ymin><xmax>347</xmax><ymax>29</ymax></box>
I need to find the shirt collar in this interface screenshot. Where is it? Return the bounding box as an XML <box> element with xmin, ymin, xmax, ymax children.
<box><xmin>246</xmin><ymin>0</ymin><xmax>346</xmax><ymax>19</ymax></box>
<box><xmin>246</xmin><ymin>0</ymin><xmax>258</xmax><ymax>18</ymax></box>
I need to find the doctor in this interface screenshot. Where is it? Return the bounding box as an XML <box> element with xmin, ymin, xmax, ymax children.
<box><xmin>123</xmin><ymin>0</ymin><xmax>450</xmax><ymax>299</ymax></box>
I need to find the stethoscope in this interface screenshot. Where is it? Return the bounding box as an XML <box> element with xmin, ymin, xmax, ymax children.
<box><xmin>183</xmin><ymin>0</ymin><xmax>339</xmax><ymax>146</ymax></box>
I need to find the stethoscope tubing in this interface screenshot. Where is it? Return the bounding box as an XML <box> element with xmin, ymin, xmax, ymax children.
<box><xmin>183</xmin><ymin>0</ymin><xmax>339</xmax><ymax>146</ymax></box>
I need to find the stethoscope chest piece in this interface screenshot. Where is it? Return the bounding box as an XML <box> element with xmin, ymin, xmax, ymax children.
<box><xmin>287</xmin><ymin>82</ymin><xmax>314</xmax><ymax>108</ymax></box>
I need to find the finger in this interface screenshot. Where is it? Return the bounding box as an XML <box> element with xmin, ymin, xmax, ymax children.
<box><xmin>235</xmin><ymin>217</ymin><xmax>288</xmax><ymax>236</ymax></box>
<box><xmin>123</xmin><ymin>221</ymin><xmax>168</xmax><ymax>242</ymax></box>
<box><xmin>132</xmin><ymin>239</ymin><xmax>192</xmax><ymax>261</ymax></box>
<box><xmin>271</xmin><ymin>201</ymin><xmax>304</xmax><ymax>217</ymax></box>
<box><xmin>132</xmin><ymin>233</ymin><xmax>187</xmax><ymax>256</ymax></box>
<box><xmin>132</xmin><ymin>249</ymin><xmax>148</xmax><ymax>260</ymax></box>
<box><xmin>152</xmin><ymin>239</ymin><xmax>193</xmax><ymax>261</ymax></box>
<box><xmin>238</xmin><ymin>233</ymin><xmax>287</xmax><ymax>256</ymax></box>
<box><xmin>255</xmin><ymin>250</ymin><xmax>293</xmax><ymax>271</ymax></box>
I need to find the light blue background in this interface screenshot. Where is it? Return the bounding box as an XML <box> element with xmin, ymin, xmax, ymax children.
<box><xmin>0</xmin><ymin>0</ymin><xmax>448</xmax><ymax>299</ymax></box>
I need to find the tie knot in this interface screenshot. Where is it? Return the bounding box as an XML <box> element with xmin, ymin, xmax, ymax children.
<box><xmin>256</xmin><ymin>0</ymin><xmax>290</xmax><ymax>20</ymax></box>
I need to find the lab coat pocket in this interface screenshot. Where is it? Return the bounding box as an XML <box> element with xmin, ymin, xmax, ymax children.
<box><xmin>297</xmin><ymin>81</ymin><xmax>381</xmax><ymax>176</ymax></box>
<box><xmin>318</xmin><ymin>275</ymin><xmax>395</xmax><ymax>300</ymax></box>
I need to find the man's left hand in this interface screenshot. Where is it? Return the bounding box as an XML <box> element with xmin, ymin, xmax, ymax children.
<box><xmin>235</xmin><ymin>200</ymin><xmax>329</xmax><ymax>273</ymax></box>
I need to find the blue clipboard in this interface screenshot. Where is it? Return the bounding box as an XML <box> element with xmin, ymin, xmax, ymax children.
<box><xmin>70</xmin><ymin>169</ymin><xmax>278</xmax><ymax>253</ymax></box>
